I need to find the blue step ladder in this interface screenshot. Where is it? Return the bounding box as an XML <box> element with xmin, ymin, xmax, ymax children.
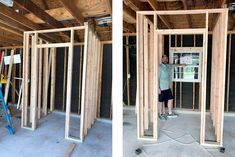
<box><xmin>0</xmin><ymin>84</ymin><xmax>14</xmax><ymax>135</ymax></box>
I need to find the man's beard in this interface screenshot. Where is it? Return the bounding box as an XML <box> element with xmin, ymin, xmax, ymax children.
<box><xmin>162</xmin><ymin>61</ymin><xmax>168</xmax><ymax>64</ymax></box>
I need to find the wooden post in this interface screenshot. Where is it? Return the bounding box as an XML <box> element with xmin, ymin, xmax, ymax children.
<box><xmin>174</xmin><ymin>35</ymin><xmax>177</xmax><ymax>108</ymax></box>
<box><xmin>0</xmin><ymin>50</ymin><xmax>5</xmax><ymax>73</ymax></box>
<box><xmin>37</xmin><ymin>39</ymin><xmax>43</xmax><ymax>119</ymax></box>
<box><xmin>65</xmin><ymin>29</ymin><xmax>74</xmax><ymax>139</ymax></box>
<box><xmin>42</xmin><ymin>45</ymin><xmax>49</xmax><ymax>115</ymax></box>
<box><xmin>80</xmin><ymin>24</ymin><xmax>89</xmax><ymax>141</ymax></box>
<box><xmin>200</xmin><ymin>11</ymin><xmax>208</xmax><ymax>145</ymax></box>
<box><xmin>143</xmin><ymin>17</ymin><xmax>149</xmax><ymax>130</ymax></box>
<box><xmin>153</xmin><ymin>13</ymin><xmax>158</xmax><ymax>139</ymax></box>
<box><xmin>97</xmin><ymin>43</ymin><xmax>103</xmax><ymax>117</ymax></box>
<box><xmin>30</xmin><ymin>33</ymin><xmax>39</xmax><ymax>130</ymax></box>
<box><xmin>126</xmin><ymin>36</ymin><xmax>131</xmax><ymax>106</ymax></box>
<box><xmin>193</xmin><ymin>34</ymin><xmax>196</xmax><ymax>110</ymax></box>
<box><xmin>12</xmin><ymin>60</ymin><xmax>16</xmax><ymax>104</ymax></box>
<box><xmin>4</xmin><ymin>49</ymin><xmax>14</xmax><ymax>104</ymax></box>
<box><xmin>180</xmin><ymin>35</ymin><xmax>183</xmax><ymax>109</ymax></box>
<box><xmin>50</xmin><ymin>48</ymin><xmax>56</xmax><ymax>112</ymax></box>
<box><xmin>22</xmin><ymin>33</ymin><xmax>29</xmax><ymax>127</ymax></box>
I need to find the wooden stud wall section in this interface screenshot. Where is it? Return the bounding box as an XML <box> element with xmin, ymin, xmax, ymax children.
<box><xmin>137</xmin><ymin>14</ymin><xmax>157</xmax><ymax>140</ymax></box>
<box><xmin>22</xmin><ymin>24</ymin><xmax>102</xmax><ymax>142</ymax></box>
<box><xmin>136</xmin><ymin>9</ymin><xmax>228</xmax><ymax>146</ymax></box>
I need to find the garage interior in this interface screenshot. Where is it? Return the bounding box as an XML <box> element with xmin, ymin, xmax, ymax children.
<box><xmin>0</xmin><ymin>0</ymin><xmax>112</xmax><ymax>157</ymax></box>
<box><xmin>123</xmin><ymin>0</ymin><xmax>235</xmax><ymax>157</ymax></box>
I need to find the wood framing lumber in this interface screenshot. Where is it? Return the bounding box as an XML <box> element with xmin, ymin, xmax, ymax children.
<box><xmin>42</xmin><ymin>46</ymin><xmax>49</xmax><ymax>116</ymax></box>
<box><xmin>200</xmin><ymin>12</ymin><xmax>208</xmax><ymax>145</ymax></box>
<box><xmin>60</xmin><ymin>0</ymin><xmax>84</xmax><ymax>25</ymax></box>
<box><xmin>11</xmin><ymin>62</ymin><xmax>16</xmax><ymax>104</ymax></box>
<box><xmin>50</xmin><ymin>48</ymin><xmax>56</xmax><ymax>112</ymax></box>
<box><xmin>65</xmin><ymin>29</ymin><xmax>74</xmax><ymax>139</ymax></box>
<box><xmin>126</xmin><ymin>36</ymin><xmax>131</xmax><ymax>106</ymax></box>
<box><xmin>80</xmin><ymin>24</ymin><xmax>89</xmax><ymax>141</ymax></box>
<box><xmin>14</xmin><ymin>0</ymin><xmax>64</xmax><ymax>28</ymax></box>
<box><xmin>0</xmin><ymin>51</ymin><xmax>5</xmax><ymax>75</ymax></box>
<box><xmin>143</xmin><ymin>17</ymin><xmax>149</xmax><ymax>130</ymax></box>
<box><xmin>153</xmin><ymin>13</ymin><xmax>158</xmax><ymax>139</ymax></box>
<box><xmin>4</xmin><ymin>49</ymin><xmax>14</xmax><ymax>104</ymax></box>
<box><xmin>22</xmin><ymin>33</ymin><xmax>29</xmax><ymax>127</ymax></box>
<box><xmin>37</xmin><ymin>40</ymin><xmax>43</xmax><ymax>119</ymax></box>
<box><xmin>63</xmin><ymin>143</ymin><xmax>76</xmax><ymax>157</ymax></box>
<box><xmin>97</xmin><ymin>43</ymin><xmax>103</xmax><ymax>117</ymax></box>
<box><xmin>30</xmin><ymin>34</ymin><xmax>39</xmax><ymax>130</ymax></box>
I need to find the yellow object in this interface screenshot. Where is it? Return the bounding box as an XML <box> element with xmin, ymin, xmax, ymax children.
<box><xmin>0</xmin><ymin>74</ymin><xmax>7</xmax><ymax>84</ymax></box>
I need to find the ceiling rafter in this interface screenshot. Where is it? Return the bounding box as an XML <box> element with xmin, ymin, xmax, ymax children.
<box><xmin>123</xmin><ymin>0</ymin><xmax>148</xmax><ymax>11</ymax></box>
<box><xmin>60</xmin><ymin>0</ymin><xmax>84</xmax><ymax>25</ymax></box>
<box><xmin>181</xmin><ymin>0</ymin><xmax>192</xmax><ymax>28</ymax></box>
<box><xmin>0</xmin><ymin>3</ymin><xmax>61</xmax><ymax>42</ymax></box>
<box><xmin>146</xmin><ymin>0</ymin><xmax>172</xmax><ymax>29</ymax></box>
<box><xmin>14</xmin><ymin>0</ymin><xmax>64</xmax><ymax>28</ymax></box>
<box><xmin>14</xmin><ymin>0</ymin><xmax>81</xmax><ymax>42</ymax></box>
<box><xmin>123</xmin><ymin>3</ymin><xmax>136</xmax><ymax>20</ymax></box>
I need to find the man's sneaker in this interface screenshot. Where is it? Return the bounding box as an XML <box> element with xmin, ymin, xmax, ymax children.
<box><xmin>158</xmin><ymin>114</ymin><xmax>167</xmax><ymax>121</ymax></box>
<box><xmin>167</xmin><ymin>112</ymin><xmax>178</xmax><ymax>118</ymax></box>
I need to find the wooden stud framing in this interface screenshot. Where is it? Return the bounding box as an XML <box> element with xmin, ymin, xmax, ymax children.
<box><xmin>137</xmin><ymin>9</ymin><xmax>228</xmax><ymax>146</ymax></box>
<box><xmin>22</xmin><ymin>24</ymin><xmax>102</xmax><ymax>142</ymax></box>
<box><xmin>4</xmin><ymin>49</ymin><xmax>14</xmax><ymax>104</ymax></box>
<box><xmin>50</xmin><ymin>48</ymin><xmax>56</xmax><ymax>112</ymax></box>
<box><xmin>37</xmin><ymin>39</ymin><xmax>43</xmax><ymax>119</ymax></box>
<box><xmin>126</xmin><ymin>36</ymin><xmax>131</xmax><ymax>106</ymax></box>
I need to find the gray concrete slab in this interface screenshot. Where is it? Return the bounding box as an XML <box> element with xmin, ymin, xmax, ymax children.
<box><xmin>0</xmin><ymin>112</ymin><xmax>112</xmax><ymax>157</ymax></box>
<box><xmin>123</xmin><ymin>109</ymin><xmax>235</xmax><ymax>157</ymax></box>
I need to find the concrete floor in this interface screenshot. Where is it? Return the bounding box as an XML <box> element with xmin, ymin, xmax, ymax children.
<box><xmin>123</xmin><ymin>107</ymin><xmax>235</xmax><ymax>157</ymax></box>
<box><xmin>0</xmin><ymin>112</ymin><xmax>112</xmax><ymax>157</ymax></box>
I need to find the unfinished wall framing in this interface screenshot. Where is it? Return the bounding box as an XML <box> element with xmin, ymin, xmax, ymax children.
<box><xmin>22</xmin><ymin>23</ymin><xmax>102</xmax><ymax>142</ymax></box>
<box><xmin>136</xmin><ymin>9</ymin><xmax>228</xmax><ymax>146</ymax></box>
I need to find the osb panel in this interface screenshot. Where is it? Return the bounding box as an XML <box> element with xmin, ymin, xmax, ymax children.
<box><xmin>74</xmin><ymin>0</ymin><xmax>111</xmax><ymax>17</ymax></box>
<box><xmin>31</xmin><ymin>0</ymin><xmax>63</xmax><ymax>10</ymax></box>
<box><xmin>24</xmin><ymin>7</ymin><xmax>74</xmax><ymax>24</ymax></box>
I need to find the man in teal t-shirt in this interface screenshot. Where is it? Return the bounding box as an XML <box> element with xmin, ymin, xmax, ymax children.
<box><xmin>158</xmin><ymin>54</ymin><xmax>184</xmax><ymax>120</ymax></box>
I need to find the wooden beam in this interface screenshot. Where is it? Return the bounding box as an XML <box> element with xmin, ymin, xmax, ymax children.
<box><xmin>14</xmin><ymin>0</ymin><xmax>64</xmax><ymax>28</ymax></box>
<box><xmin>146</xmin><ymin>1</ymin><xmax>172</xmax><ymax>29</ymax></box>
<box><xmin>181</xmin><ymin>0</ymin><xmax>192</xmax><ymax>28</ymax></box>
<box><xmin>63</xmin><ymin>144</ymin><xmax>76</xmax><ymax>157</ymax></box>
<box><xmin>123</xmin><ymin>3</ymin><xmax>136</xmax><ymax>20</ymax></box>
<box><xmin>123</xmin><ymin>21</ymin><xmax>136</xmax><ymax>32</ymax></box>
<box><xmin>0</xmin><ymin>3</ymin><xmax>60</xmax><ymax>42</ymax></box>
<box><xmin>60</xmin><ymin>0</ymin><xmax>84</xmax><ymax>25</ymax></box>
<box><xmin>123</xmin><ymin>0</ymin><xmax>148</xmax><ymax>11</ymax></box>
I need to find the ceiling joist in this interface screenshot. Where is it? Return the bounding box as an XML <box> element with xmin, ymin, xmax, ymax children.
<box><xmin>60</xmin><ymin>0</ymin><xmax>84</xmax><ymax>25</ymax></box>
